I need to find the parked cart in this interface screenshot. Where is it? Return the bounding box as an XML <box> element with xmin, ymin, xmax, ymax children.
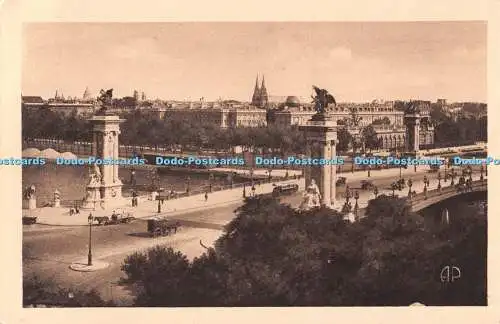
<box><xmin>147</xmin><ymin>217</ymin><xmax>181</xmax><ymax>237</ymax></box>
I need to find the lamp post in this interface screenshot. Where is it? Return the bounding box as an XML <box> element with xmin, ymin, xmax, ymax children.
<box><xmin>398</xmin><ymin>154</ymin><xmax>402</xmax><ymax>179</ymax></box>
<box><xmin>437</xmin><ymin>172</ymin><xmax>442</xmax><ymax>191</ymax></box>
<box><xmin>367</xmin><ymin>164</ymin><xmax>371</xmax><ymax>178</ymax></box>
<box><xmin>354</xmin><ymin>191</ymin><xmax>359</xmax><ymax>220</ymax></box>
<box><xmin>243</xmin><ymin>184</ymin><xmax>246</xmax><ymax>198</ymax></box>
<box><xmin>87</xmin><ymin>214</ymin><xmax>93</xmax><ymax>266</ymax></box>
<box><xmin>444</xmin><ymin>159</ymin><xmax>448</xmax><ymax>182</ymax></box>
<box><xmin>208</xmin><ymin>173</ymin><xmax>214</xmax><ymax>193</ymax></box>
<box><xmin>480</xmin><ymin>164</ymin><xmax>484</xmax><ymax>181</ymax></box>
<box><xmin>407</xmin><ymin>179</ymin><xmax>413</xmax><ymax>197</ymax></box>
<box><xmin>186</xmin><ymin>176</ymin><xmax>191</xmax><ymax>195</ymax></box>
<box><xmin>351</xmin><ymin>145</ymin><xmax>355</xmax><ymax>174</ymax></box>
<box><xmin>423</xmin><ymin>183</ymin><xmax>428</xmax><ymax>199</ymax></box>
<box><xmin>344</xmin><ymin>186</ymin><xmax>352</xmax><ymax>212</ymax></box>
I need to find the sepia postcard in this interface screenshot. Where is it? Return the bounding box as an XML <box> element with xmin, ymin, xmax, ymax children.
<box><xmin>1</xmin><ymin>0</ymin><xmax>499</xmax><ymax>324</ymax></box>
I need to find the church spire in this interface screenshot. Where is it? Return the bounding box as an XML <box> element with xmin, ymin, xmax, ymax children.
<box><xmin>83</xmin><ymin>86</ymin><xmax>91</xmax><ymax>100</ymax></box>
<box><xmin>260</xmin><ymin>75</ymin><xmax>268</xmax><ymax>107</ymax></box>
<box><xmin>251</xmin><ymin>74</ymin><xmax>261</xmax><ymax>105</ymax></box>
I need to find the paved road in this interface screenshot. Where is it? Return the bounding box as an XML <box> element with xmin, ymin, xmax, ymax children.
<box><xmin>23</xmin><ymin>202</ymin><xmax>244</xmax><ymax>304</ymax></box>
<box><xmin>22</xmin><ymin>165</ymin><xmax>478</xmax><ymax>304</ymax></box>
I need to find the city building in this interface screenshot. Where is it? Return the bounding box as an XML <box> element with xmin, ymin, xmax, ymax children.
<box><xmin>148</xmin><ymin>101</ymin><xmax>267</xmax><ymax>128</ymax></box>
<box><xmin>267</xmin><ymin>95</ymin><xmax>434</xmax><ymax>150</ymax></box>
<box><xmin>22</xmin><ymin>87</ymin><xmax>97</xmax><ymax>117</ymax></box>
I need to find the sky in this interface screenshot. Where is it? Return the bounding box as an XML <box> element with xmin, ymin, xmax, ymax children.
<box><xmin>22</xmin><ymin>22</ymin><xmax>487</xmax><ymax>103</ymax></box>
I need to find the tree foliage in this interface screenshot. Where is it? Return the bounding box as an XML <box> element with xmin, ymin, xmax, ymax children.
<box><xmin>120</xmin><ymin>195</ymin><xmax>486</xmax><ymax>306</ymax></box>
<box><xmin>23</xmin><ymin>274</ymin><xmax>112</xmax><ymax>307</ymax></box>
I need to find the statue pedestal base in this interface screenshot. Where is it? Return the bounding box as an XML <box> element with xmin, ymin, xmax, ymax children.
<box><xmin>343</xmin><ymin>212</ymin><xmax>356</xmax><ymax>223</ymax></box>
<box><xmin>53</xmin><ymin>198</ymin><xmax>61</xmax><ymax>208</ymax></box>
<box><xmin>81</xmin><ymin>182</ymin><xmax>125</xmax><ymax>210</ymax></box>
<box><xmin>23</xmin><ymin>198</ymin><xmax>37</xmax><ymax>210</ymax></box>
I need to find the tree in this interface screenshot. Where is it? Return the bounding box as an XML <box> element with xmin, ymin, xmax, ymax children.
<box><xmin>361</xmin><ymin>125</ymin><xmax>379</xmax><ymax>152</ymax></box>
<box><xmin>336</xmin><ymin>127</ymin><xmax>352</xmax><ymax>152</ymax></box>
<box><xmin>23</xmin><ymin>274</ymin><xmax>112</xmax><ymax>307</ymax></box>
<box><xmin>120</xmin><ymin>195</ymin><xmax>486</xmax><ymax>307</ymax></box>
<box><xmin>121</xmin><ymin>246</ymin><xmax>191</xmax><ymax>306</ymax></box>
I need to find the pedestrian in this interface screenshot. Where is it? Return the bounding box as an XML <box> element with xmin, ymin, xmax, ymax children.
<box><xmin>205</xmin><ymin>192</ymin><xmax>208</xmax><ymax>202</ymax></box>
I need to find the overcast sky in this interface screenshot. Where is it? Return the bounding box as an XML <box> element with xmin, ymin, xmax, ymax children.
<box><xmin>22</xmin><ymin>22</ymin><xmax>486</xmax><ymax>103</ymax></box>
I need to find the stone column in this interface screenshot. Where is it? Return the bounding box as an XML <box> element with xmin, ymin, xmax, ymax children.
<box><xmin>404</xmin><ymin>113</ymin><xmax>421</xmax><ymax>154</ymax></box>
<box><xmin>114</xmin><ymin>130</ymin><xmax>120</xmax><ymax>183</ymax></box>
<box><xmin>300</xmin><ymin>114</ymin><xmax>338</xmax><ymax>208</ymax></box>
<box><xmin>82</xmin><ymin>115</ymin><xmax>124</xmax><ymax>210</ymax></box>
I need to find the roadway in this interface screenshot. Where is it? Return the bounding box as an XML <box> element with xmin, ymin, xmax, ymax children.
<box><xmin>23</xmin><ymin>203</ymin><xmax>242</xmax><ymax>305</ymax></box>
<box><xmin>22</xmin><ymin>164</ymin><xmax>480</xmax><ymax>304</ymax></box>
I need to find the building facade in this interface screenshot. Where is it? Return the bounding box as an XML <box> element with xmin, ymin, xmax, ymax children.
<box><xmin>148</xmin><ymin>103</ymin><xmax>267</xmax><ymax>128</ymax></box>
<box><xmin>268</xmin><ymin>96</ymin><xmax>434</xmax><ymax>150</ymax></box>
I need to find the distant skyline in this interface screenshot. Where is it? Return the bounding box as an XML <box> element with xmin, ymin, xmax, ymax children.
<box><xmin>22</xmin><ymin>22</ymin><xmax>487</xmax><ymax>103</ymax></box>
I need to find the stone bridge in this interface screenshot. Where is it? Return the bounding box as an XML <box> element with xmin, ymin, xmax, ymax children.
<box><xmin>409</xmin><ymin>179</ymin><xmax>487</xmax><ymax>211</ymax></box>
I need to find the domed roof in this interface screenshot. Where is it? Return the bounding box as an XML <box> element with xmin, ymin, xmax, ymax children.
<box><xmin>285</xmin><ymin>96</ymin><xmax>300</xmax><ymax>107</ymax></box>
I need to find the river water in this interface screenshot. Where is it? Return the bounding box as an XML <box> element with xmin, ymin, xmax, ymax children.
<box><xmin>22</xmin><ymin>163</ymin><xmax>241</xmax><ymax>206</ymax></box>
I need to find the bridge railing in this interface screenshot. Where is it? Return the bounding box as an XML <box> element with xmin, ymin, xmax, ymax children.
<box><xmin>408</xmin><ymin>180</ymin><xmax>487</xmax><ymax>207</ymax></box>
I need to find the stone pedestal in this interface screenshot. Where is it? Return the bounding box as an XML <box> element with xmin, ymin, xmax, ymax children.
<box><xmin>82</xmin><ymin>115</ymin><xmax>125</xmax><ymax>210</ymax></box>
<box><xmin>23</xmin><ymin>197</ymin><xmax>37</xmax><ymax>210</ymax></box>
<box><xmin>299</xmin><ymin>113</ymin><xmax>338</xmax><ymax>208</ymax></box>
<box><xmin>53</xmin><ymin>198</ymin><xmax>61</xmax><ymax>208</ymax></box>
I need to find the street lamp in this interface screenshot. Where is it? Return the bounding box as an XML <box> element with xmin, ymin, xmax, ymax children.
<box><xmin>186</xmin><ymin>176</ymin><xmax>191</xmax><ymax>195</ymax></box>
<box><xmin>354</xmin><ymin>191</ymin><xmax>359</xmax><ymax>219</ymax></box>
<box><xmin>444</xmin><ymin>159</ymin><xmax>448</xmax><ymax>182</ymax></box>
<box><xmin>87</xmin><ymin>214</ymin><xmax>93</xmax><ymax>266</ymax></box>
<box><xmin>351</xmin><ymin>137</ymin><xmax>361</xmax><ymax>174</ymax></box>
<box><xmin>209</xmin><ymin>173</ymin><xmax>214</xmax><ymax>193</ymax></box>
<box><xmin>407</xmin><ymin>179</ymin><xmax>413</xmax><ymax>197</ymax></box>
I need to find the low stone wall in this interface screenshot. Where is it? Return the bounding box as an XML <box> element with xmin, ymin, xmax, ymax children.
<box><xmin>136</xmin><ymin>177</ymin><xmax>306</xmax><ymax>210</ymax></box>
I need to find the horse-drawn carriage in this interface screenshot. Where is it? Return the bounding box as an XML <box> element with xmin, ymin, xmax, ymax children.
<box><xmin>92</xmin><ymin>209</ymin><xmax>136</xmax><ymax>225</ymax></box>
<box><xmin>147</xmin><ymin>217</ymin><xmax>181</xmax><ymax>237</ymax></box>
